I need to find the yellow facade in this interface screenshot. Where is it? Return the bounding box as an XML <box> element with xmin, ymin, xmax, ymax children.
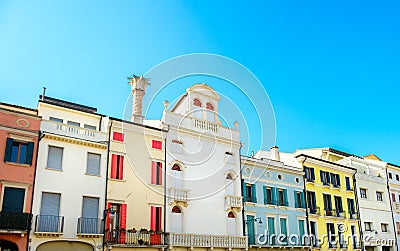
<box><xmin>297</xmin><ymin>154</ymin><xmax>361</xmax><ymax>251</ymax></box>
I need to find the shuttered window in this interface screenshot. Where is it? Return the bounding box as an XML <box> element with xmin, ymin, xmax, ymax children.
<box><xmin>86</xmin><ymin>153</ymin><xmax>101</xmax><ymax>176</ymax></box>
<box><xmin>47</xmin><ymin>146</ymin><xmax>63</xmax><ymax>170</ymax></box>
<box><xmin>82</xmin><ymin>197</ymin><xmax>99</xmax><ymax>219</ymax></box>
<box><xmin>40</xmin><ymin>192</ymin><xmax>61</xmax><ymax>216</ymax></box>
<box><xmin>113</xmin><ymin>132</ymin><xmax>124</xmax><ymax>142</ymax></box>
<box><xmin>110</xmin><ymin>154</ymin><xmax>124</xmax><ymax>180</ymax></box>
<box><xmin>4</xmin><ymin>138</ymin><xmax>34</xmax><ymax>165</ymax></box>
<box><xmin>152</xmin><ymin>140</ymin><xmax>162</xmax><ymax>150</ymax></box>
<box><xmin>150</xmin><ymin>206</ymin><xmax>162</xmax><ymax>231</ymax></box>
<box><xmin>151</xmin><ymin>161</ymin><xmax>163</xmax><ymax>185</ymax></box>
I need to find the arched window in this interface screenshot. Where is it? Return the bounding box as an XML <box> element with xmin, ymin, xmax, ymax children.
<box><xmin>226</xmin><ymin>173</ymin><xmax>233</xmax><ymax>180</ymax></box>
<box><xmin>172</xmin><ymin>164</ymin><xmax>181</xmax><ymax>171</ymax></box>
<box><xmin>172</xmin><ymin>206</ymin><xmax>181</xmax><ymax>213</ymax></box>
<box><xmin>193</xmin><ymin>99</ymin><xmax>202</xmax><ymax>107</ymax></box>
<box><xmin>205</xmin><ymin>103</ymin><xmax>215</xmax><ymax>122</ymax></box>
<box><xmin>193</xmin><ymin>99</ymin><xmax>202</xmax><ymax>118</ymax></box>
<box><xmin>228</xmin><ymin>212</ymin><xmax>235</xmax><ymax>218</ymax></box>
<box><xmin>225</xmin><ymin>173</ymin><xmax>235</xmax><ymax>195</ymax></box>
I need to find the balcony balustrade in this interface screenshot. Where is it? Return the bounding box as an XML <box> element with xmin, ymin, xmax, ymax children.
<box><xmin>41</xmin><ymin>120</ymin><xmax>107</xmax><ymax>143</ymax></box>
<box><xmin>35</xmin><ymin>215</ymin><xmax>64</xmax><ymax>234</ymax></box>
<box><xmin>193</xmin><ymin>118</ymin><xmax>218</xmax><ymax>132</ymax></box>
<box><xmin>77</xmin><ymin>217</ymin><xmax>103</xmax><ymax>236</ymax></box>
<box><xmin>167</xmin><ymin>233</ymin><xmax>247</xmax><ymax>249</ymax></box>
<box><xmin>169</xmin><ymin>188</ymin><xmax>190</xmax><ymax>202</ymax></box>
<box><xmin>0</xmin><ymin>211</ymin><xmax>32</xmax><ymax>231</ymax></box>
<box><xmin>225</xmin><ymin>195</ymin><xmax>243</xmax><ymax>209</ymax></box>
<box><xmin>106</xmin><ymin>229</ymin><xmax>165</xmax><ymax>246</ymax></box>
<box><xmin>308</xmin><ymin>206</ymin><xmax>320</xmax><ymax>215</ymax></box>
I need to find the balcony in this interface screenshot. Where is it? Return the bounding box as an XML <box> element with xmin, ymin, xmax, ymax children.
<box><xmin>41</xmin><ymin>120</ymin><xmax>107</xmax><ymax>143</ymax></box>
<box><xmin>169</xmin><ymin>188</ymin><xmax>190</xmax><ymax>205</ymax></box>
<box><xmin>325</xmin><ymin>208</ymin><xmax>336</xmax><ymax>217</ymax></box>
<box><xmin>35</xmin><ymin>215</ymin><xmax>64</xmax><ymax>236</ymax></box>
<box><xmin>349</xmin><ymin>212</ymin><xmax>358</xmax><ymax>220</ymax></box>
<box><xmin>225</xmin><ymin>195</ymin><xmax>243</xmax><ymax>209</ymax></box>
<box><xmin>193</xmin><ymin>118</ymin><xmax>218</xmax><ymax>132</ymax></box>
<box><xmin>308</xmin><ymin>207</ymin><xmax>320</xmax><ymax>216</ymax></box>
<box><xmin>0</xmin><ymin>211</ymin><xmax>32</xmax><ymax>232</ymax></box>
<box><xmin>105</xmin><ymin>230</ymin><xmax>165</xmax><ymax>246</ymax></box>
<box><xmin>77</xmin><ymin>218</ymin><xmax>103</xmax><ymax>237</ymax></box>
<box><xmin>335</xmin><ymin>210</ymin><xmax>346</xmax><ymax>218</ymax></box>
<box><xmin>167</xmin><ymin>233</ymin><xmax>248</xmax><ymax>249</ymax></box>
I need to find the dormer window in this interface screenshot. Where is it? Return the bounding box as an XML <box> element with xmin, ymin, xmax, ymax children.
<box><xmin>206</xmin><ymin>103</ymin><xmax>215</xmax><ymax>122</ymax></box>
<box><xmin>193</xmin><ymin>99</ymin><xmax>202</xmax><ymax>119</ymax></box>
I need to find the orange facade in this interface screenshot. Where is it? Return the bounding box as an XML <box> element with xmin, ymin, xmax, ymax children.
<box><xmin>0</xmin><ymin>103</ymin><xmax>40</xmax><ymax>251</ymax></box>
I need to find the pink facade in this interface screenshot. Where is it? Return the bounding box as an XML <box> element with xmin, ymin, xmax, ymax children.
<box><xmin>0</xmin><ymin>103</ymin><xmax>40</xmax><ymax>251</ymax></box>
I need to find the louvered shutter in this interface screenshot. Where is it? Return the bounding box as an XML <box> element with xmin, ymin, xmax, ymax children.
<box><xmin>111</xmin><ymin>154</ymin><xmax>118</xmax><ymax>179</ymax></box>
<box><xmin>26</xmin><ymin>142</ymin><xmax>34</xmax><ymax>165</ymax></box>
<box><xmin>4</xmin><ymin>138</ymin><xmax>13</xmax><ymax>162</ymax></box>
<box><xmin>47</xmin><ymin>146</ymin><xmax>63</xmax><ymax>170</ymax></box>
<box><xmin>87</xmin><ymin>153</ymin><xmax>101</xmax><ymax>175</ymax></box>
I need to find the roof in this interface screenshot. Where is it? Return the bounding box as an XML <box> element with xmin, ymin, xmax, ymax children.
<box><xmin>295</xmin><ymin>154</ymin><xmax>357</xmax><ymax>171</ymax></box>
<box><xmin>39</xmin><ymin>95</ymin><xmax>98</xmax><ymax>114</ymax></box>
<box><xmin>363</xmin><ymin>154</ymin><xmax>382</xmax><ymax>161</ymax></box>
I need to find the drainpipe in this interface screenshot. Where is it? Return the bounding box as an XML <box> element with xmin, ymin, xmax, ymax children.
<box><xmin>163</xmin><ymin>133</ymin><xmax>167</xmax><ymax>246</ymax></box>
<box><xmin>386</xmin><ymin>165</ymin><xmax>399</xmax><ymax>251</ymax></box>
<box><xmin>351</xmin><ymin>159</ymin><xmax>363</xmax><ymax>251</ymax></box>
<box><xmin>102</xmin><ymin>119</ymin><xmax>112</xmax><ymax>251</ymax></box>
<box><xmin>298</xmin><ymin>156</ymin><xmax>311</xmax><ymax>249</ymax></box>
<box><xmin>239</xmin><ymin>143</ymin><xmax>246</xmax><ymax>237</ymax></box>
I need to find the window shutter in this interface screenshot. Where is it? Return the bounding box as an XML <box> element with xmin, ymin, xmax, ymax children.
<box><xmin>301</xmin><ymin>192</ymin><xmax>305</xmax><ymax>208</ymax></box>
<box><xmin>242</xmin><ymin>182</ymin><xmax>247</xmax><ymax>201</ymax></box>
<box><xmin>118</xmin><ymin>155</ymin><xmax>124</xmax><ymax>180</ymax></box>
<box><xmin>26</xmin><ymin>142</ymin><xmax>34</xmax><ymax>165</ymax></box>
<box><xmin>283</xmin><ymin>190</ymin><xmax>288</xmax><ymax>206</ymax></box>
<box><xmin>271</xmin><ymin>187</ymin><xmax>277</xmax><ymax>205</ymax></box>
<box><xmin>251</xmin><ymin>184</ymin><xmax>257</xmax><ymax>203</ymax></box>
<box><xmin>151</xmin><ymin>162</ymin><xmax>157</xmax><ymax>184</ymax></box>
<box><xmin>120</xmin><ymin>204</ymin><xmax>127</xmax><ymax>243</ymax></box>
<box><xmin>40</xmin><ymin>192</ymin><xmax>60</xmax><ymax>216</ymax></box>
<box><xmin>392</xmin><ymin>193</ymin><xmax>396</xmax><ymax>202</ymax></box>
<box><xmin>158</xmin><ymin>162</ymin><xmax>163</xmax><ymax>185</ymax></box>
<box><xmin>87</xmin><ymin>153</ymin><xmax>101</xmax><ymax>175</ymax></box>
<box><xmin>4</xmin><ymin>138</ymin><xmax>13</xmax><ymax>162</ymax></box>
<box><xmin>320</xmin><ymin>170</ymin><xmax>324</xmax><ymax>183</ymax></box>
<box><xmin>337</xmin><ymin>174</ymin><xmax>340</xmax><ymax>186</ymax></box>
<box><xmin>152</xmin><ymin>140</ymin><xmax>162</xmax><ymax>150</ymax></box>
<box><xmin>105</xmin><ymin>202</ymin><xmax>111</xmax><ymax>230</ymax></box>
<box><xmin>82</xmin><ymin>197</ymin><xmax>99</xmax><ymax>219</ymax></box>
<box><xmin>263</xmin><ymin>186</ymin><xmax>267</xmax><ymax>204</ymax></box>
<box><xmin>47</xmin><ymin>146</ymin><xmax>63</xmax><ymax>170</ymax></box>
<box><xmin>311</xmin><ymin>168</ymin><xmax>315</xmax><ymax>180</ymax></box>
<box><xmin>111</xmin><ymin>154</ymin><xmax>118</xmax><ymax>179</ymax></box>
<box><xmin>294</xmin><ymin>191</ymin><xmax>298</xmax><ymax>207</ymax></box>
<box><xmin>150</xmin><ymin>206</ymin><xmax>156</xmax><ymax>230</ymax></box>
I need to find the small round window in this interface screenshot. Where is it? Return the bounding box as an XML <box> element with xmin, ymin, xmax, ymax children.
<box><xmin>295</xmin><ymin>177</ymin><xmax>300</xmax><ymax>183</ymax></box>
<box><xmin>277</xmin><ymin>174</ymin><xmax>282</xmax><ymax>180</ymax></box>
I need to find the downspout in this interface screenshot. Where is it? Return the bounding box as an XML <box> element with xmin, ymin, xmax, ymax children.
<box><xmin>102</xmin><ymin>119</ymin><xmax>112</xmax><ymax>251</ymax></box>
<box><xmin>27</xmin><ymin>127</ymin><xmax>42</xmax><ymax>251</ymax></box>
<box><xmin>386</xmin><ymin>165</ymin><xmax>399</xmax><ymax>251</ymax></box>
<box><xmin>239</xmin><ymin>143</ymin><xmax>246</xmax><ymax>238</ymax></box>
<box><xmin>163</xmin><ymin>132</ymin><xmax>167</xmax><ymax>246</ymax></box>
<box><xmin>351</xmin><ymin>158</ymin><xmax>363</xmax><ymax>251</ymax></box>
<box><xmin>298</xmin><ymin>156</ymin><xmax>311</xmax><ymax>249</ymax></box>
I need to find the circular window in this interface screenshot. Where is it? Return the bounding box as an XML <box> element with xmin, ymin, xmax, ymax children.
<box><xmin>265</xmin><ymin>172</ymin><xmax>271</xmax><ymax>178</ymax></box>
<box><xmin>295</xmin><ymin>177</ymin><xmax>300</xmax><ymax>183</ymax></box>
<box><xmin>277</xmin><ymin>174</ymin><xmax>282</xmax><ymax>180</ymax></box>
<box><xmin>245</xmin><ymin>167</ymin><xmax>251</xmax><ymax>174</ymax></box>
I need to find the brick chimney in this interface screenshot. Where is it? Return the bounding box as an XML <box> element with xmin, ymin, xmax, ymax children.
<box><xmin>128</xmin><ymin>74</ymin><xmax>150</xmax><ymax>124</ymax></box>
<box><xmin>270</xmin><ymin>146</ymin><xmax>280</xmax><ymax>161</ymax></box>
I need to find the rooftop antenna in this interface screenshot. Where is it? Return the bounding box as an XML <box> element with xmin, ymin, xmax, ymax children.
<box><xmin>42</xmin><ymin>87</ymin><xmax>46</xmax><ymax>100</ymax></box>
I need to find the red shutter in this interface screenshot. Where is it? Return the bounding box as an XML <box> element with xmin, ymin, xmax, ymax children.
<box><xmin>105</xmin><ymin>202</ymin><xmax>111</xmax><ymax>230</ymax></box>
<box><xmin>120</xmin><ymin>204</ymin><xmax>127</xmax><ymax>243</ymax></box>
<box><xmin>158</xmin><ymin>162</ymin><xmax>163</xmax><ymax>185</ymax></box>
<box><xmin>113</xmin><ymin>132</ymin><xmax>124</xmax><ymax>142</ymax></box>
<box><xmin>150</xmin><ymin>206</ymin><xmax>156</xmax><ymax>230</ymax></box>
<box><xmin>152</xmin><ymin>140</ymin><xmax>162</xmax><ymax>150</ymax></box>
<box><xmin>111</xmin><ymin>154</ymin><xmax>118</xmax><ymax>179</ymax></box>
<box><xmin>392</xmin><ymin>193</ymin><xmax>396</xmax><ymax>202</ymax></box>
<box><xmin>151</xmin><ymin>162</ymin><xmax>157</xmax><ymax>184</ymax></box>
<box><xmin>118</xmin><ymin>155</ymin><xmax>124</xmax><ymax>180</ymax></box>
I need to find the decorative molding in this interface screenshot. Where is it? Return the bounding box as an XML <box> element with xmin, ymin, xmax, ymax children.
<box><xmin>43</xmin><ymin>134</ymin><xmax>107</xmax><ymax>149</ymax></box>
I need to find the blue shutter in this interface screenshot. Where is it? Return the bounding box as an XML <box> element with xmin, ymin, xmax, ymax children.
<box><xmin>4</xmin><ymin>138</ymin><xmax>13</xmax><ymax>162</ymax></box>
<box><xmin>26</xmin><ymin>142</ymin><xmax>34</xmax><ymax>165</ymax></box>
<box><xmin>242</xmin><ymin>181</ymin><xmax>247</xmax><ymax>201</ymax></box>
<box><xmin>294</xmin><ymin>190</ymin><xmax>298</xmax><ymax>207</ymax></box>
<box><xmin>251</xmin><ymin>184</ymin><xmax>257</xmax><ymax>203</ymax></box>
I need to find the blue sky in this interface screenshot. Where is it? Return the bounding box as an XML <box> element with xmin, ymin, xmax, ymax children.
<box><xmin>0</xmin><ymin>1</ymin><xmax>399</xmax><ymax>163</ymax></box>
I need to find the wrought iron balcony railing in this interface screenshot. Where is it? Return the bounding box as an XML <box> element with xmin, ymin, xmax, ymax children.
<box><xmin>77</xmin><ymin>217</ymin><xmax>103</xmax><ymax>235</ymax></box>
<box><xmin>105</xmin><ymin>229</ymin><xmax>165</xmax><ymax>246</ymax></box>
<box><xmin>308</xmin><ymin>206</ymin><xmax>320</xmax><ymax>215</ymax></box>
<box><xmin>0</xmin><ymin>211</ymin><xmax>32</xmax><ymax>231</ymax></box>
<box><xmin>35</xmin><ymin>215</ymin><xmax>64</xmax><ymax>233</ymax></box>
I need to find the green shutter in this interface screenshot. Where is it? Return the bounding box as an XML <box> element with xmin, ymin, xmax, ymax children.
<box><xmin>26</xmin><ymin>142</ymin><xmax>34</xmax><ymax>165</ymax></box>
<box><xmin>271</xmin><ymin>187</ymin><xmax>277</xmax><ymax>205</ymax></box>
<box><xmin>263</xmin><ymin>186</ymin><xmax>267</xmax><ymax>204</ymax></box>
<box><xmin>301</xmin><ymin>192</ymin><xmax>306</xmax><ymax>208</ymax></box>
<box><xmin>299</xmin><ymin>220</ymin><xmax>305</xmax><ymax>245</ymax></box>
<box><xmin>294</xmin><ymin>190</ymin><xmax>298</xmax><ymax>207</ymax></box>
<box><xmin>251</xmin><ymin>184</ymin><xmax>257</xmax><ymax>203</ymax></box>
<box><xmin>280</xmin><ymin>218</ymin><xmax>288</xmax><ymax>243</ymax></box>
<box><xmin>283</xmin><ymin>189</ymin><xmax>288</xmax><ymax>206</ymax></box>
<box><xmin>247</xmin><ymin>215</ymin><xmax>255</xmax><ymax>245</ymax></box>
<box><xmin>268</xmin><ymin>217</ymin><xmax>275</xmax><ymax>245</ymax></box>
<box><xmin>242</xmin><ymin>181</ymin><xmax>247</xmax><ymax>201</ymax></box>
<box><xmin>4</xmin><ymin>138</ymin><xmax>13</xmax><ymax>162</ymax></box>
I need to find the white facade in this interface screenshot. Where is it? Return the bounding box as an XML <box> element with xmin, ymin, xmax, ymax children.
<box><xmin>338</xmin><ymin>156</ymin><xmax>396</xmax><ymax>251</ymax></box>
<box><xmin>387</xmin><ymin>163</ymin><xmax>400</xmax><ymax>251</ymax></box>
<box><xmin>30</xmin><ymin>97</ymin><xmax>108</xmax><ymax>251</ymax></box>
<box><xmin>162</xmin><ymin>84</ymin><xmax>244</xmax><ymax>237</ymax></box>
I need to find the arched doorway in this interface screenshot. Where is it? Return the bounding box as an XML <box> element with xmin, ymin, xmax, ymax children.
<box><xmin>171</xmin><ymin>206</ymin><xmax>183</xmax><ymax>233</ymax></box>
<box><xmin>225</xmin><ymin>173</ymin><xmax>235</xmax><ymax>195</ymax></box>
<box><xmin>227</xmin><ymin>211</ymin><xmax>236</xmax><ymax>236</ymax></box>
<box><xmin>0</xmin><ymin>239</ymin><xmax>18</xmax><ymax>251</ymax></box>
<box><xmin>37</xmin><ymin>241</ymin><xmax>94</xmax><ymax>251</ymax></box>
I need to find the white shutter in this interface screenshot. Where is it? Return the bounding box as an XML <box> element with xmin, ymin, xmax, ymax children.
<box><xmin>173</xmin><ymin>170</ymin><xmax>183</xmax><ymax>188</ymax></box>
<box><xmin>40</xmin><ymin>193</ymin><xmax>60</xmax><ymax>216</ymax></box>
<box><xmin>86</xmin><ymin>153</ymin><xmax>101</xmax><ymax>175</ymax></box>
<box><xmin>47</xmin><ymin>146</ymin><xmax>63</xmax><ymax>170</ymax></box>
<box><xmin>227</xmin><ymin>218</ymin><xmax>236</xmax><ymax>235</ymax></box>
<box><xmin>82</xmin><ymin>197</ymin><xmax>99</xmax><ymax>218</ymax></box>
<box><xmin>172</xmin><ymin>212</ymin><xmax>183</xmax><ymax>233</ymax></box>
<box><xmin>226</xmin><ymin>179</ymin><xmax>234</xmax><ymax>195</ymax></box>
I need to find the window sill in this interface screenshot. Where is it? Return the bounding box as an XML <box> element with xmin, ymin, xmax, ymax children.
<box><xmin>149</xmin><ymin>184</ymin><xmax>163</xmax><ymax>188</ymax></box>
<box><xmin>45</xmin><ymin>167</ymin><xmax>63</xmax><ymax>172</ymax></box>
<box><xmin>109</xmin><ymin>178</ymin><xmax>126</xmax><ymax>182</ymax></box>
<box><xmin>85</xmin><ymin>173</ymin><xmax>101</xmax><ymax>177</ymax></box>
<box><xmin>111</xmin><ymin>139</ymin><xmax>124</xmax><ymax>143</ymax></box>
<box><xmin>5</xmin><ymin>162</ymin><xmax>31</xmax><ymax>167</ymax></box>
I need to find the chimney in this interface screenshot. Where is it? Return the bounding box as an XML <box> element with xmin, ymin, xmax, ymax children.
<box><xmin>270</xmin><ymin>146</ymin><xmax>280</xmax><ymax>161</ymax></box>
<box><xmin>128</xmin><ymin>74</ymin><xmax>150</xmax><ymax>124</ymax></box>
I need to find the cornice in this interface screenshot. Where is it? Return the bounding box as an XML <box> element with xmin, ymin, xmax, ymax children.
<box><xmin>43</xmin><ymin>134</ymin><xmax>107</xmax><ymax>150</ymax></box>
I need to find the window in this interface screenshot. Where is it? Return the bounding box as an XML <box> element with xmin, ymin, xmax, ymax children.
<box><xmin>396</xmin><ymin>174</ymin><xmax>399</xmax><ymax>181</ymax></box>
<box><xmin>278</xmin><ymin>189</ymin><xmax>287</xmax><ymax>206</ymax></box>
<box><xmin>225</xmin><ymin>152</ymin><xmax>234</xmax><ymax>164</ymax></box>
<box><xmin>47</xmin><ymin>146</ymin><xmax>63</xmax><ymax>170</ymax></box>
<box><xmin>206</xmin><ymin>103</ymin><xmax>215</xmax><ymax>122</ymax></box>
<box><xmin>49</xmin><ymin>117</ymin><xmax>63</xmax><ymax>123</ymax></box>
<box><xmin>376</xmin><ymin>191</ymin><xmax>383</xmax><ymax>201</ymax></box>
<box><xmin>280</xmin><ymin>218</ymin><xmax>288</xmax><ymax>243</ymax></box>
<box><xmin>152</xmin><ymin>140</ymin><xmax>162</xmax><ymax>150</ymax></box>
<box><xmin>323</xmin><ymin>194</ymin><xmax>333</xmax><ymax>216</ymax></box>
<box><xmin>81</xmin><ymin>197</ymin><xmax>100</xmax><ymax>234</ymax></box>
<box><xmin>113</xmin><ymin>132</ymin><xmax>124</xmax><ymax>142</ymax></box>
<box><xmin>67</xmin><ymin>121</ymin><xmax>80</xmax><ymax>127</ymax></box>
<box><xmin>382</xmin><ymin>223</ymin><xmax>389</xmax><ymax>233</ymax></box>
<box><xmin>326</xmin><ymin>223</ymin><xmax>336</xmax><ymax>246</ymax></box>
<box><xmin>105</xmin><ymin>203</ymin><xmax>127</xmax><ymax>242</ymax></box>
<box><xmin>150</xmin><ymin>206</ymin><xmax>162</xmax><ymax>231</ymax></box>
<box><xmin>38</xmin><ymin>192</ymin><xmax>61</xmax><ymax>232</ymax></box>
<box><xmin>338</xmin><ymin>224</ymin><xmax>345</xmax><ymax>245</ymax></box>
<box><xmin>334</xmin><ymin>196</ymin><xmax>343</xmax><ymax>215</ymax></box>
<box><xmin>298</xmin><ymin>220</ymin><xmax>305</xmax><ymax>244</ymax></box>
<box><xmin>396</xmin><ymin>222</ymin><xmax>400</xmax><ymax>234</ymax></box>
<box><xmin>331</xmin><ymin>173</ymin><xmax>340</xmax><ymax>188</ymax></box>
<box><xmin>171</xmin><ymin>140</ymin><xmax>183</xmax><ymax>154</ymax></box>
<box><xmin>151</xmin><ymin>161</ymin><xmax>163</xmax><ymax>185</ymax></box>
<box><xmin>4</xmin><ymin>138</ymin><xmax>34</xmax><ymax>165</ymax></box>
<box><xmin>264</xmin><ymin>187</ymin><xmax>273</xmax><ymax>205</ymax></box>
<box><xmin>193</xmin><ymin>99</ymin><xmax>202</xmax><ymax>118</ymax></box>
<box><xmin>360</xmin><ymin>188</ymin><xmax>367</xmax><ymax>199</ymax></box>
<box><xmin>2</xmin><ymin>187</ymin><xmax>25</xmax><ymax>213</ymax></box>
<box><xmin>307</xmin><ymin>191</ymin><xmax>317</xmax><ymax>212</ymax></box>
<box><xmin>389</xmin><ymin>173</ymin><xmax>393</xmax><ymax>179</ymax></box>
<box><xmin>347</xmin><ymin>199</ymin><xmax>356</xmax><ymax>217</ymax></box>
<box><xmin>305</xmin><ymin>166</ymin><xmax>315</xmax><ymax>182</ymax></box>
<box><xmin>86</xmin><ymin>153</ymin><xmax>101</xmax><ymax>176</ymax></box>
<box><xmin>267</xmin><ymin>217</ymin><xmax>276</xmax><ymax>245</ymax></box>
<box><xmin>392</xmin><ymin>193</ymin><xmax>396</xmax><ymax>202</ymax></box>
<box><xmin>84</xmin><ymin>124</ymin><xmax>96</xmax><ymax>130</ymax></box>
<box><xmin>345</xmin><ymin>176</ymin><xmax>352</xmax><ymax>190</ymax></box>
<box><xmin>320</xmin><ymin>171</ymin><xmax>331</xmax><ymax>185</ymax></box>
<box><xmin>111</xmin><ymin>154</ymin><xmax>124</xmax><ymax>180</ymax></box>
<box><xmin>295</xmin><ymin>191</ymin><xmax>305</xmax><ymax>208</ymax></box>
<box><xmin>365</xmin><ymin>222</ymin><xmax>372</xmax><ymax>231</ymax></box>
<box><xmin>244</xmin><ymin>183</ymin><xmax>256</xmax><ymax>203</ymax></box>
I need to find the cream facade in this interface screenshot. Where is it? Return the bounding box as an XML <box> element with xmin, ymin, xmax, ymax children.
<box><xmin>386</xmin><ymin>163</ymin><xmax>400</xmax><ymax>251</ymax></box>
<box><xmin>30</xmin><ymin>96</ymin><xmax>108</xmax><ymax>251</ymax></box>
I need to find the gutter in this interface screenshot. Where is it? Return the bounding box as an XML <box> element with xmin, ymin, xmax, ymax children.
<box><xmin>298</xmin><ymin>156</ymin><xmax>311</xmax><ymax>248</ymax></box>
<box><xmin>102</xmin><ymin>119</ymin><xmax>112</xmax><ymax>251</ymax></box>
<box><xmin>386</xmin><ymin>166</ymin><xmax>399</xmax><ymax>251</ymax></box>
<box><xmin>239</xmin><ymin>143</ymin><xmax>246</xmax><ymax>238</ymax></box>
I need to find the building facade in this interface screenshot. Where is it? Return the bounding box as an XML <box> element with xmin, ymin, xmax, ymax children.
<box><xmin>295</xmin><ymin>154</ymin><xmax>361</xmax><ymax>250</ymax></box>
<box><xmin>161</xmin><ymin>84</ymin><xmax>247</xmax><ymax>250</ymax></box>
<box><xmin>242</xmin><ymin>147</ymin><xmax>310</xmax><ymax>250</ymax></box>
<box><xmin>386</xmin><ymin>163</ymin><xmax>400</xmax><ymax>251</ymax></box>
<box><xmin>30</xmin><ymin>96</ymin><xmax>108</xmax><ymax>251</ymax></box>
<box><xmin>0</xmin><ymin>103</ymin><xmax>40</xmax><ymax>251</ymax></box>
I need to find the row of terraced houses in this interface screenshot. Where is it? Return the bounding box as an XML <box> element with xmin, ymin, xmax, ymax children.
<box><xmin>0</xmin><ymin>75</ymin><xmax>399</xmax><ymax>251</ymax></box>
